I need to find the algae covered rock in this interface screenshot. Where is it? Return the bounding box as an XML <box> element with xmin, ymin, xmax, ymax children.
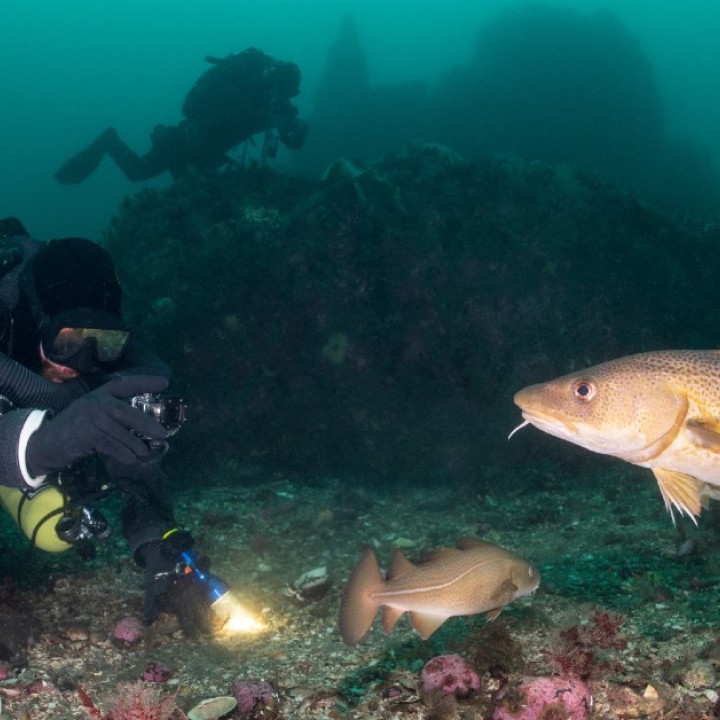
<box><xmin>104</xmin><ymin>151</ymin><xmax>720</xmax><ymax>484</ymax></box>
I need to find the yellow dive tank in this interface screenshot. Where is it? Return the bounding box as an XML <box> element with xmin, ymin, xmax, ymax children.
<box><xmin>0</xmin><ymin>484</ymin><xmax>73</xmax><ymax>552</ymax></box>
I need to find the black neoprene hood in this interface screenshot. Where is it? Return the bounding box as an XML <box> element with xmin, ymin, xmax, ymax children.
<box><xmin>24</xmin><ymin>237</ymin><xmax>123</xmax><ymax>322</ymax></box>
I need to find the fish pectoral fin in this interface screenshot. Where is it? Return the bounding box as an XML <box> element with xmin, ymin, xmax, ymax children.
<box><xmin>382</xmin><ymin>606</ymin><xmax>405</xmax><ymax>634</ymax></box>
<box><xmin>652</xmin><ymin>467</ymin><xmax>703</xmax><ymax>521</ymax></box>
<box><xmin>687</xmin><ymin>418</ymin><xmax>720</xmax><ymax>453</ymax></box>
<box><xmin>485</xmin><ymin>607</ymin><xmax>504</xmax><ymax>622</ymax></box>
<box><xmin>409</xmin><ymin>612</ymin><xmax>448</xmax><ymax>640</ymax></box>
<box><xmin>489</xmin><ymin>578</ymin><xmax>518</xmax><ymax>606</ymax></box>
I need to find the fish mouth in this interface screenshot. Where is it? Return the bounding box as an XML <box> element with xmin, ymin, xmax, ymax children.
<box><xmin>519</xmin><ymin>408</ymin><xmax>679</xmax><ymax>461</ymax></box>
<box><xmin>519</xmin><ymin>408</ymin><xmax>577</xmax><ymax>437</ymax></box>
<box><xmin>513</xmin><ymin>387</ymin><xmax>576</xmax><ymax>435</ymax></box>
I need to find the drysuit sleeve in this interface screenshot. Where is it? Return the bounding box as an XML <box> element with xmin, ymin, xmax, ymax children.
<box><xmin>104</xmin><ymin>452</ymin><xmax>177</xmax><ymax>557</ymax></box>
<box><xmin>0</xmin><ymin>407</ymin><xmax>48</xmax><ymax>490</ymax></box>
<box><xmin>0</xmin><ymin>351</ymin><xmax>88</xmax><ymax>412</ymax></box>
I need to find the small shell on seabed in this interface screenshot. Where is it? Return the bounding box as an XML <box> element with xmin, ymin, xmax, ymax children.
<box><xmin>283</xmin><ymin>565</ymin><xmax>331</xmax><ymax>605</ymax></box>
<box><xmin>187</xmin><ymin>696</ymin><xmax>238</xmax><ymax>720</ymax></box>
<box><xmin>593</xmin><ymin>683</ymin><xmax>664</xmax><ymax>718</ymax></box>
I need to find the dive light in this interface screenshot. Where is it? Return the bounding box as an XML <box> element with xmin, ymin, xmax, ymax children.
<box><xmin>180</xmin><ymin>549</ymin><xmax>229</xmax><ymax>603</ymax></box>
<box><xmin>179</xmin><ymin>550</ymin><xmax>262</xmax><ymax>635</ymax></box>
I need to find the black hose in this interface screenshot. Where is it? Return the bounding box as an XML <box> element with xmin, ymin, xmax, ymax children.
<box><xmin>0</xmin><ymin>236</ymin><xmax>38</xmax><ymax>309</ymax></box>
<box><xmin>0</xmin><ymin>352</ymin><xmax>86</xmax><ymax>412</ymax></box>
<box><xmin>0</xmin><ymin>236</ymin><xmax>86</xmax><ymax>412</ymax></box>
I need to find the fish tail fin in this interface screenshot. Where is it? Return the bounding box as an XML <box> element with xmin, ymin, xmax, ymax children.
<box><xmin>339</xmin><ymin>548</ymin><xmax>384</xmax><ymax>645</ymax></box>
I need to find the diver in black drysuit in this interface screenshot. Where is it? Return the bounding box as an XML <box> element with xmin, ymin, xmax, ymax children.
<box><xmin>0</xmin><ymin>218</ymin><xmax>210</xmax><ymax>633</ymax></box>
<box><xmin>55</xmin><ymin>47</ymin><xmax>308</xmax><ymax>183</ymax></box>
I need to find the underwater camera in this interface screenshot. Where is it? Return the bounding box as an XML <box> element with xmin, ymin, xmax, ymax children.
<box><xmin>130</xmin><ymin>392</ymin><xmax>187</xmax><ymax>445</ymax></box>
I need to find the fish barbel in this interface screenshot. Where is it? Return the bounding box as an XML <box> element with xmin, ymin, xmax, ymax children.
<box><xmin>339</xmin><ymin>537</ymin><xmax>539</xmax><ymax>645</ymax></box>
<box><xmin>513</xmin><ymin>349</ymin><xmax>720</xmax><ymax>521</ymax></box>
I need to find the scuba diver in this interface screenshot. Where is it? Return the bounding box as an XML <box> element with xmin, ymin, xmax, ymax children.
<box><xmin>0</xmin><ymin>217</ymin><xmax>217</xmax><ymax>634</ymax></box>
<box><xmin>55</xmin><ymin>47</ymin><xmax>308</xmax><ymax>184</ymax></box>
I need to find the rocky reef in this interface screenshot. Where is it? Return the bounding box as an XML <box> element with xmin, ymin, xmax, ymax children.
<box><xmin>299</xmin><ymin>6</ymin><xmax>720</xmax><ymax>220</ymax></box>
<box><xmin>104</xmin><ymin>146</ymin><xmax>720</xmax><ymax>486</ymax></box>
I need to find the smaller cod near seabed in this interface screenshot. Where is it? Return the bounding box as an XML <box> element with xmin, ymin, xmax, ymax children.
<box><xmin>338</xmin><ymin>538</ymin><xmax>539</xmax><ymax>646</ymax></box>
<box><xmin>512</xmin><ymin>349</ymin><xmax>720</xmax><ymax>522</ymax></box>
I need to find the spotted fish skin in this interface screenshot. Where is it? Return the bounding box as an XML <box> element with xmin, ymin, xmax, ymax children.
<box><xmin>514</xmin><ymin>349</ymin><xmax>720</xmax><ymax>521</ymax></box>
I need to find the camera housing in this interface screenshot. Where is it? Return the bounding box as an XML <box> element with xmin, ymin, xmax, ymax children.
<box><xmin>130</xmin><ymin>392</ymin><xmax>187</xmax><ymax>439</ymax></box>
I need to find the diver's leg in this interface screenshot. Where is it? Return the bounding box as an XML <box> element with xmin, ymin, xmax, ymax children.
<box><xmin>55</xmin><ymin>128</ymin><xmax>164</xmax><ymax>183</ymax></box>
<box><xmin>54</xmin><ymin>128</ymin><xmax>120</xmax><ymax>184</ymax></box>
<box><xmin>104</xmin><ymin>132</ymin><xmax>166</xmax><ymax>182</ymax></box>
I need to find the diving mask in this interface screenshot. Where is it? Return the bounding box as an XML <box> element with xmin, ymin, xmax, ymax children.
<box><xmin>42</xmin><ymin>308</ymin><xmax>130</xmax><ymax>369</ymax></box>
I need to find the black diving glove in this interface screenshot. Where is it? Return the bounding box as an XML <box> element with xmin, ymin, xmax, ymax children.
<box><xmin>25</xmin><ymin>375</ymin><xmax>169</xmax><ymax>477</ymax></box>
<box><xmin>139</xmin><ymin>531</ymin><xmax>213</xmax><ymax>636</ymax></box>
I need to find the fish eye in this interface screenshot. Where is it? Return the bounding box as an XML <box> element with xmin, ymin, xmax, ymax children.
<box><xmin>572</xmin><ymin>380</ymin><xmax>596</xmax><ymax>401</ymax></box>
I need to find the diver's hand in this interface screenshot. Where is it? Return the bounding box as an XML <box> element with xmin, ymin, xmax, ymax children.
<box><xmin>139</xmin><ymin>530</ymin><xmax>194</xmax><ymax>625</ymax></box>
<box><xmin>139</xmin><ymin>532</ymin><xmax>212</xmax><ymax>636</ymax></box>
<box><xmin>25</xmin><ymin>375</ymin><xmax>169</xmax><ymax>477</ymax></box>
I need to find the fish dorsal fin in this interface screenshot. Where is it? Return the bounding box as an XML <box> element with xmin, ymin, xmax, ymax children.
<box><xmin>387</xmin><ymin>550</ymin><xmax>414</xmax><ymax>580</ymax></box>
<box><xmin>455</xmin><ymin>537</ymin><xmax>493</xmax><ymax>550</ymax></box>
<box><xmin>652</xmin><ymin>467</ymin><xmax>703</xmax><ymax>522</ymax></box>
<box><xmin>382</xmin><ymin>606</ymin><xmax>404</xmax><ymax>634</ymax></box>
<box><xmin>687</xmin><ymin>418</ymin><xmax>720</xmax><ymax>453</ymax></box>
<box><xmin>423</xmin><ymin>547</ymin><xmax>461</xmax><ymax>563</ymax></box>
<box><xmin>409</xmin><ymin>612</ymin><xmax>447</xmax><ymax>640</ymax></box>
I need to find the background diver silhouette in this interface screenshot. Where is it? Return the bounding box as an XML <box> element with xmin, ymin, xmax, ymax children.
<box><xmin>55</xmin><ymin>47</ymin><xmax>308</xmax><ymax>184</ymax></box>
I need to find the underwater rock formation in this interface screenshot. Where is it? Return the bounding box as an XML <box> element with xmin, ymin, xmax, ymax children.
<box><xmin>420</xmin><ymin>654</ymin><xmax>481</xmax><ymax>698</ymax></box>
<box><xmin>105</xmin><ymin>146</ymin><xmax>720</xmax><ymax>486</ymax></box>
<box><xmin>430</xmin><ymin>4</ymin><xmax>720</xmax><ymax>219</ymax></box>
<box><xmin>299</xmin><ymin>5</ymin><xmax>719</xmax><ymax>220</ymax></box>
<box><xmin>432</xmin><ymin>5</ymin><xmax>664</xmax><ymax>177</ymax></box>
<box><xmin>296</xmin><ymin>14</ymin><xmax>429</xmax><ymax>177</ymax></box>
<box><xmin>493</xmin><ymin>676</ymin><xmax>592</xmax><ymax>720</ymax></box>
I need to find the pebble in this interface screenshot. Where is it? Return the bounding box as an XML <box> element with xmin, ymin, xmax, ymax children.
<box><xmin>392</xmin><ymin>537</ymin><xmax>418</xmax><ymax>549</ymax></box>
<box><xmin>187</xmin><ymin>695</ymin><xmax>237</xmax><ymax>720</ymax></box>
<box><xmin>683</xmin><ymin>661</ymin><xmax>716</xmax><ymax>690</ymax></box>
<box><xmin>142</xmin><ymin>662</ymin><xmax>174</xmax><ymax>682</ymax></box>
<box><xmin>64</xmin><ymin>627</ymin><xmax>89</xmax><ymax>642</ymax></box>
<box><xmin>594</xmin><ymin>683</ymin><xmax>664</xmax><ymax>718</ymax></box>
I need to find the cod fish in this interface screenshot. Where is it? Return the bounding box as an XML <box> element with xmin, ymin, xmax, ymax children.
<box><xmin>338</xmin><ymin>537</ymin><xmax>539</xmax><ymax>645</ymax></box>
<box><xmin>512</xmin><ymin>349</ymin><xmax>720</xmax><ymax>522</ymax></box>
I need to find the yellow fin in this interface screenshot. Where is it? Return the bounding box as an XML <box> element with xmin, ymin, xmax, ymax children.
<box><xmin>409</xmin><ymin>612</ymin><xmax>447</xmax><ymax>640</ymax></box>
<box><xmin>687</xmin><ymin>418</ymin><xmax>720</xmax><ymax>453</ymax></box>
<box><xmin>652</xmin><ymin>467</ymin><xmax>703</xmax><ymax>522</ymax></box>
